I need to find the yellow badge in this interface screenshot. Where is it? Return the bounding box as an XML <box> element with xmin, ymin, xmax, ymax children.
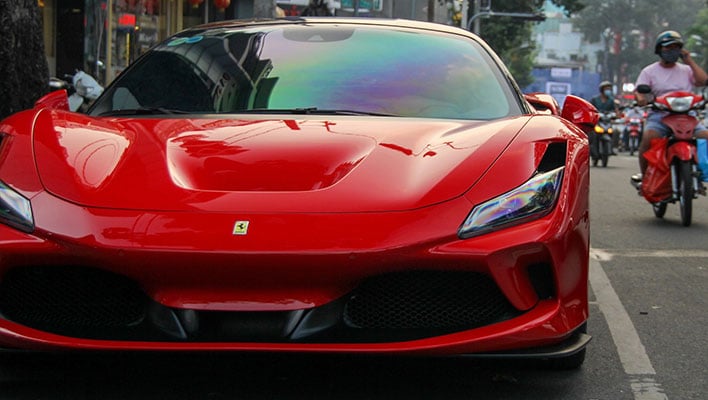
<box><xmin>232</xmin><ymin>221</ymin><xmax>249</xmax><ymax>235</ymax></box>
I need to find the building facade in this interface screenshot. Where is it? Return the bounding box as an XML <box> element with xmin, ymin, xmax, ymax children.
<box><xmin>523</xmin><ymin>2</ymin><xmax>603</xmax><ymax>105</ymax></box>
<box><xmin>40</xmin><ymin>0</ymin><xmax>450</xmax><ymax>86</ymax></box>
<box><xmin>40</xmin><ymin>0</ymin><xmax>256</xmax><ymax>85</ymax></box>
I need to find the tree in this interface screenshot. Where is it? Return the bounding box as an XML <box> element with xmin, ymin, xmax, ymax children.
<box><xmin>475</xmin><ymin>0</ymin><xmax>585</xmax><ymax>87</ymax></box>
<box><xmin>0</xmin><ymin>0</ymin><xmax>50</xmax><ymax>120</ymax></box>
<box><xmin>571</xmin><ymin>0</ymin><xmax>705</xmax><ymax>85</ymax></box>
<box><xmin>686</xmin><ymin>7</ymin><xmax>708</xmax><ymax>73</ymax></box>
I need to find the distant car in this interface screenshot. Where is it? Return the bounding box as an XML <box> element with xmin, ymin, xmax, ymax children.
<box><xmin>0</xmin><ymin>18</ymin><xmax>597</xmax><ymax>368</ymax></box>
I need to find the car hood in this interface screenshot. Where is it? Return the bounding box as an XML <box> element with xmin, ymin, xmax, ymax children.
<box><xmin>32</xmin><ymin>111</ymin><xmax>529</xmax><ymax>212</ymax></box>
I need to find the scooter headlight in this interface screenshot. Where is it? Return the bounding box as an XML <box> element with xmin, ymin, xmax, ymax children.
<box><xmin>666</xmin><ymin>96</ymin><xmax>693</xmax><ymax>113</ymax></box>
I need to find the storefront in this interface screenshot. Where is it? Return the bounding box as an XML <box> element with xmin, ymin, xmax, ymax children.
<box><xmin>41</xmin><ymin>0</ymin><xmax>252</xmax><ymax>86</ymax></box>
<box><xmin>39</xmin><ymin>0</ymin><xmax>440</xmax><ymax>87</ymax></box>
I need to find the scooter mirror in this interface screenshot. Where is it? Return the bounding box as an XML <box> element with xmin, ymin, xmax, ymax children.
<box><xmin>636</xmin><ymin>84</ymin><xmax>651</xmax><ymax>94</ymax></box>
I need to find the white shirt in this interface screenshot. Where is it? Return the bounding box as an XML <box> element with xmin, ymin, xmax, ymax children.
<box><xmin>635</xmin><ymin>61</ymin><xmax>696</xmax><ymax>97</ymax></box>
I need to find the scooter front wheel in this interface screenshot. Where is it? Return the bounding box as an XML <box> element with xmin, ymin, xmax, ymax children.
<box><xmin>601</xmin><ymin>139</ymin><xmax>611</xmax><ymax>167</ymax></box>
<box><xmin>652</xmin><ymin>202</ymin><xmax>667</xmax><ymax>218</ymax></box>
<box><xmin>676</xmin><ymin>160</ymin><xmax>693</xmax><ymax>227</ymax></box>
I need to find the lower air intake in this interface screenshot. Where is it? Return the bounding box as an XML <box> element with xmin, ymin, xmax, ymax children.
<box><xmin>0</xmin><ymin>266</ymin><xmax>148</xmax><ymax>337</ymax></box>
<box><xmin>343</xmin><ymin>270</ymin><xmax>518</xmax><ymax>330</ymax></box>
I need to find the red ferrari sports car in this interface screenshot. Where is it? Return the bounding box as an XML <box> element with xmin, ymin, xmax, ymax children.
<box><xmin>0</xmin><ymin>18</ymin><xmax>597</xmax><ymax>367</ymax></box>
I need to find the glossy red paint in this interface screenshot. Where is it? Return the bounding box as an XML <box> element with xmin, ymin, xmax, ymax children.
<box><xmin>0</xmin><ymin>112</ymin><xmax>590</xmax><ymax>350</ymax></box>
<box><xmin>0</xmin><ymin>18</ymin><xmax>595</xmax><ymax>360</ymax></box>
<box><xmin>560</xmin><ymin>95</ymin><xmax>599</xmax><ymax>125</ymax></box>
<box><xmin>30</xmin><ymin>111</ymin><xmax>530</xmax><ymax>212</ymax></box>
<box><xmin>524</xmin><ymin>93</ymin><xmax>560</xmax><ymax>115</ymax></box>
<box><xmin>34</xmin><ymin>90</ymin><xmax>71</xmax><ymax>112</ymax></box>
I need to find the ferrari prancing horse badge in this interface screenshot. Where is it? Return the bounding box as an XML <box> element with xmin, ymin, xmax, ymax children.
<box><xmin>233</xmin><ymin>221</ymin><xmax>249</xmax><ymax>235</ymax></box>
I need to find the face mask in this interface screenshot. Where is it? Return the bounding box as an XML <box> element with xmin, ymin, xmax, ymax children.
<box><xmin>660</xmin><ymin>48</ymin><xmax>681</xmax><ymax>63</ymax></box>
<box><xmin>603</xmin><ymin>89</ymin><xmax>612</xmax><ymax>97</ymax></box>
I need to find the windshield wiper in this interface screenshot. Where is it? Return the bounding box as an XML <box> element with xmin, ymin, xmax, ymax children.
<box><xmin>234</xmin><ymin>107</ymin><xmax>398</xmax><ymax>117</ymax></box>
<box><xmin>99</xmin><ymin>107</ymin><xmax>191</xmax><ymax>116</ymax></box>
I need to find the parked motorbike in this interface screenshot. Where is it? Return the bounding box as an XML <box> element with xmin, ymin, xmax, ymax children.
<box><xmin>631</xmin><ymin>84</ymin><xmax>707</xmax><ymax>227</ymax></box>
<box><xmin>48</xmin><ymin>70</ymin><xmax>104</xmax><ymax>112</ymax></box>
<box><xmin>591</xmin><ymin>111</ymin><xmax>616</xmax><ymax>167</ymax></box>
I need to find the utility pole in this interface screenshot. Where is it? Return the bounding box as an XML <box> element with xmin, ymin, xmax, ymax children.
<box><xmin>466</xmin><ymin>0</ymin><xmax>545</xmax><ymax>35</ymax></box>
<box><xmin>461</xmin><ymin>0</ymin><xmax>469</xmax><ymax>29</ymax></box>
<box><xmin>474</xmin><ymin>0</ymin><xmax>482</xmax><ymax>35</ymax></box>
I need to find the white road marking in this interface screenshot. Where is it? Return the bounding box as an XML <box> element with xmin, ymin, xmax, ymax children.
<box><xmin>591</xmin><ymin>248</ymin><xmax>708</xmax><ymax>260</ymax></box>
<box><xmin>589</xmin><ymin>257</ymin><xmax>668</xmax><ymax>400</ymax></box>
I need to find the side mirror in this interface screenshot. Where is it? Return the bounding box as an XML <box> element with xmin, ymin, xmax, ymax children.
<box><xmin>524</xmin><ymin>93</ymin><xmax>560</xmax><ymax>115</ymax></box>
<box><xmin>34</xmin><ymin>89</ymin><xmax>70</xmax><ymax>111</ymax></box>
<box><xmin>636</xmin><ymin>84</ymin><xmax>651</xmax><ymax>94</ymax></box>
<box><xmin>561</xmin><ymin>95</ymin><xmax>599</xmax><ymax>134</ymax></box>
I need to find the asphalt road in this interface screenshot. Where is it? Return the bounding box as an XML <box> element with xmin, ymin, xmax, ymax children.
<box><xmin>1</xmin><ymin>152</ymin><xmax>706</xmax><ymax>400</ymax></box>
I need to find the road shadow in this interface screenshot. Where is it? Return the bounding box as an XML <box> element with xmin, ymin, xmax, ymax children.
<box><xmin>0</xmin><ymin>351</ymin><xmax>589</xmax><ymax>400</ymax></box>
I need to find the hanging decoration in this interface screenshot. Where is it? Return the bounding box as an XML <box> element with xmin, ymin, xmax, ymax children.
<box><xmin>188</xmin><ymin>0</ymin><xmax>204</xmax><ymax>8</ymax></box>
<box><xmin>214</xmin><ymin>0</ymin><xmax>231</xmax><ymax>11</ymax></box>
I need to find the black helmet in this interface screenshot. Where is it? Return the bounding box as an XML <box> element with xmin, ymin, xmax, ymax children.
<box><xmin>654</xmin><ymin>30</ymin><xmax>684</xmax><ymax>54</ymax></box>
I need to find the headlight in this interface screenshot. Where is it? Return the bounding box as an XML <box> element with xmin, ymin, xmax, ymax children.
<box><xmin>458</xmin><ymin>167</ymin><xmax>564</xmax><ymax>238</ymax></box>
<box><xmin>0</xmin><ymin>181</ymin><xmax>34</xmax><ymax>233</ymax></box>
<box><xmin>594</xmin><ymin>125</ymin><xmax>604</xmax><ymax>133</ymax></box>
<box><xmin>666</xmin><ymin>96</ymin><xmax>693</xmax><ymax>113</ymax></box>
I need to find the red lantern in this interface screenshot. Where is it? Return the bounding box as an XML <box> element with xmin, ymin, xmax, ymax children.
<box><xmin>188</xmin><ymin>0</ymin><xmax>203</xmax><ymax>8</ymax></box>
<box><xmin>214</xmin><ymin>0</ymin><xmax>231</xmax><ymax>11</ymax></box>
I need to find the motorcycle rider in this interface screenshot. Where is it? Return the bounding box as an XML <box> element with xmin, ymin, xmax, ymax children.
<box><xmin>590</xmin><ymin>81</ymin><xmax>620</xmax><ymax>156</ymax></box>
<box><xmin>632</xmin><ymin>30</ymin><xmax>708</xmax><ymax>183</ymax></box>
<box><xmin>591</xmin><ymin>80</ymin><xmax>620</xmax><ymax>114</ymax></box>
<box><xmin>622</xmin><ymin>104</ymin><xmax>644</xmax><ymax>151</ymax></box>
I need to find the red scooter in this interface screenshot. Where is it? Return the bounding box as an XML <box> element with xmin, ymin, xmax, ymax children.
<box><xmin>633</xmin><ymin>85</ymin><xmax>707</xmax><ymax>226</ymax></box>
<box><xmin>626</xmin><ymin>116</ymin><xmax>643</xmax><ymax>156</ymax></box>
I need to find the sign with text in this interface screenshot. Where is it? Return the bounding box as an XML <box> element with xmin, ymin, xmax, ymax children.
<box><xmin>550</xmin><ymin>67</ymin><xmax>573</xmax><ymax>79</ymax></box>
<box><xmin>340</xmin><ymin>0</ymin><xmax>382</xmax><ymax>11</ymax></box>
<box><xmin>546</xmin><ymin>81</ymin><xmax>572</xmax><ymax>107</ymax></box>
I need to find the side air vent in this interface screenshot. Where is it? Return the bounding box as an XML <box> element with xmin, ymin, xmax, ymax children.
<box><xmin>537</xmin><ymin>142</ymin><xmax>567</xmax><ymax>173</ymax></box>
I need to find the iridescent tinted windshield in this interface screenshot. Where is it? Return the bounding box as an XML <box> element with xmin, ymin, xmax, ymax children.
<box><xmin>91</xmin><ymin>24</ymin><xmax>520</xmax><ymax>120</ymax></box>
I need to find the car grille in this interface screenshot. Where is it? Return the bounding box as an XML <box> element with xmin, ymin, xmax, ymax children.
<box><xmin>0</xmin><ymin>266</ymin><xmax>148</xmax><ymax>337</ymax></box>
<box><xmin>0</xmin><ymin>267</ymin><xmax>521</xmax><ymax>343</ymax></box>
<box><xmin>344</xmin><ymin>270</ymin><xmax>518</xmax><ymax>330</ymax></box>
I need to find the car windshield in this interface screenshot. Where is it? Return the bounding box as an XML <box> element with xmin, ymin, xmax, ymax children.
<box><xmin>89</xmin><ymin>24</ymin><xmax>520</xmax><ymax>120</ymax></box>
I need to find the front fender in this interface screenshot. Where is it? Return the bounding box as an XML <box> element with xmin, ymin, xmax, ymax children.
<box><xmin>666</xmin><ymin>141</ymin><xmax>697</xmax><ymax>163</ymax></box>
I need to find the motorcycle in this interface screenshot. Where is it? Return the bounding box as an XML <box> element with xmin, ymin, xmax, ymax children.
<box><xmin>48</xmin><ymin>70</ymin><xmax>104</xmax><ymax>112</ymax></box>
<box><xmin>632</xmin><ymin>84</ymin><xmax>707</xmax><ymax>227</ymax></box>
<box><xmin>591</xmin><ymin>111</ymin><xmax>616</xmax><ymax>167</ymax></box>
<box><xmin>626</xmin><ymin>116</ymin><xmax>643</xmax><ymax>156</ymax></box>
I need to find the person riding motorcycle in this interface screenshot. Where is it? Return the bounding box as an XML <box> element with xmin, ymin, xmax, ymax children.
<box><xmin>590</xmin><ymin>81</ymin><xmax>620</xmax><ymax>156</ymax></box>
<box><xmin>622</xmin><ymin>104</ymin><xmax>644</xmax><ymax>151</ymax></box>
<box><xmin>631</xmin><ymin>30</ymin><xmax>708</xmax><ymax>184</ymax></box>
<box><xmin>591</xmin><ymin>81</ymin><xmax>620</xmax><ymax>114</ymax></box>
